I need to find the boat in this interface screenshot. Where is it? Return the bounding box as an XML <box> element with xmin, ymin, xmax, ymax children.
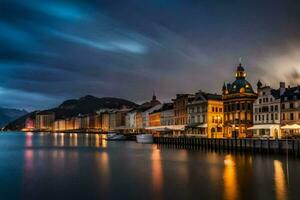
<box><xmin>106</xmin><ymin>133</ymin><xmax>126</xmax><ymax>141</ymax></box>
<box><xmin>136</xmin><ymin>134</ymin><xmax>153</xmax><ymax>144</ymax></box>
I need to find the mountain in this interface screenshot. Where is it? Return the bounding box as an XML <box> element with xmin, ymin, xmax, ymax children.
<box><xmin>5</xmin><ymin>95</ymin><xmax>138</xmax><ymax>130</ymax></box>
<box><xmin>0</xmin><ymin>107</ymin><xmax>28</xmax><ymax>128</ymax></box>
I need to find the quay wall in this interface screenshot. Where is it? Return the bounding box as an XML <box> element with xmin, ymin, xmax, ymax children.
<box><xmin>154</xmin><ymin>136</ymin><xmax>300</xmax><ymax>156</ymax></box>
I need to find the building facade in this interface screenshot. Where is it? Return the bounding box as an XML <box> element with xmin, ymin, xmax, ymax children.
<box><xmin>280</xmin><ymin>85</ymin><xmax>300</xmax><ymax>137</ymax></box>
<box><xmin>35</xmin><ymin>111</ymin><xmax>55</xmax><ymax>131</ymax></box>
<box><xmin>149</xmin><ymin>103</ymin><xmax>174</xmax><ymax>127</ymax></box>
<box><xmin>160</xmin><ymin>104</ymin><xmax>174</xmax><ymax>126</ymax></box>
<box><xmin>222</xmin><ymin>63</ymin><xmax>257</xmax><ymax>138</ymax></box>
<box><xmin>251</xmin><ymin>82</ymin><xmax>281</xmax><ymax>138</ymax></box>
<box><xmin>173</xmin><ymin>94</ymin><xmax>195</xmax><ymax>125</ymax></box>
<box><xmin>187</xmin><ymin>91</ymin><xmax>223</xmax><ymax>138</ymax></box>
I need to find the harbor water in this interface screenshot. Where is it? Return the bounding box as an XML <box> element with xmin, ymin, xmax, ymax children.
<box><xmin>0</xmin><ymin>132</ymin><xmax>299</xmax><ymax>200</ymax></box>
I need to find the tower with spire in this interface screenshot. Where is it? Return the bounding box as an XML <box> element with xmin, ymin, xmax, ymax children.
<box><xmin>222</xmin><ymin>61</ymin><xmax>258</xmax><ymax>139</ymax></box>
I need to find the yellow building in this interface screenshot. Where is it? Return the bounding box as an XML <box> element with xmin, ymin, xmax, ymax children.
<box><xmin>187</xmin><ymin>91</ymin><xmax>223</xmax><ymax>138</ymax></box>
<box><xmin>207</xmin><ymin>100</ymin><xmax>224</xmax><ymax>138</ymax></box>
<box><xmin>149</xmin><ymin>111</ymin><xmax>161</xmax><ymax>127</ymax></box>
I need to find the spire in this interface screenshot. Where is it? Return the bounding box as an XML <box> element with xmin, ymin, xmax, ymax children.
<box><xmin>222</xmin><ymin>82</ymin><xmax>228</xmax><ymax>95</ymax></box>
<box><xmin>152</xmin><ymin>90</ymin><xmax>156</xmax><ymax>101</ymax></box>
<box><xmin>257</xmin><ymin>80</ymin><xmax>262</xmax><ymax>89</ymax></box>
<box><xmin>222</xmin><ymin>82</ymin><xmax>227</xmax><ymax>91</ymax></box>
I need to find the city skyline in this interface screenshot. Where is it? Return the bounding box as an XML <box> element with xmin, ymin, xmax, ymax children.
<box><xmin>1</xmin><ymin>0</ymin><xmax>300</xmax><ymax>111</ymax></box>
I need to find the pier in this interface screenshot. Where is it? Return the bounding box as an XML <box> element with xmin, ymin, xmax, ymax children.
<box><xmin>154</xmin><ymin>136</ymin><xmax>300</xmax><ymax>156</ymax></box>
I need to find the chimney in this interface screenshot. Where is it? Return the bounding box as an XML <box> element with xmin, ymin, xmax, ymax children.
<box><xmin>280</xmin><ymin>82</ymin><xmax>285</xmax><ymax>96</ymax></box>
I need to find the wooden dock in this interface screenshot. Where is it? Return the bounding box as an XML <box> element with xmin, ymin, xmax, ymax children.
<box><xmin>154</xmin><ymin>136</ymin><xmax>300</xmax><ymax>156</ymax></box>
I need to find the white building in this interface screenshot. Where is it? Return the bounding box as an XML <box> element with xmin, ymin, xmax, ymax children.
<box><xmin>251</xmin><ymin>81</ymin><xmax>282</xmax><ymax>138</ymax></box>
<box><xmin>125</xmin><ymin>109</ymin><xmax>137</xmax><ymax>129</ymax></box>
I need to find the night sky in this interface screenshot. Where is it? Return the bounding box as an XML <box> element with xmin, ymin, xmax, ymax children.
<box><xmin>1</xmin><ymin>0</ymin><xmax>300</xmax><ymax>111</ymax></box>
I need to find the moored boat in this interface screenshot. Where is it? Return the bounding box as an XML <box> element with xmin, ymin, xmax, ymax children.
<box><xmin>106</xmin><ymin>133</ymin><xmax>126</xmax><ymax>141</ymax></box>
<box><xmin>136</xmin><ymin>134</ymin><xmax>153</xmax><ymax>144</ymax></box>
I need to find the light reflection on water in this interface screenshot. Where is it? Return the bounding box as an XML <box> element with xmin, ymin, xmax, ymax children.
<box><xmin>223</xmin><ymin>154</ymin><xmax>238</xmax><ymax>200</ymax></box>
<box><xmin>274</xmin><ymin>160</ymin><xmax>287</xmax><ymax>200</ymax></box>
<box><xmin>0</xmin><ymin>132</ymin><xmax>297</xmax><ymax>200</ymax></box>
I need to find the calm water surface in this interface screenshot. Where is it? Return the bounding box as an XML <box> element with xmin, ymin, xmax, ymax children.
<box><xmin>0</xmin><ymin>132</ymin><xmax>299</xmax><ymax>200</ymax></box>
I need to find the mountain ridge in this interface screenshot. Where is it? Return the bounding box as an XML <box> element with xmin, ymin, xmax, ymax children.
<box><xmin>5</xmin><ymin>95</ymin><xmax>138</xmax><ymax>130</ymax></box>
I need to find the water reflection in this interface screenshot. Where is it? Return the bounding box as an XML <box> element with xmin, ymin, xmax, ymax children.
<box><xmin>274</xmin><ymin>160</ymin><xmax>287</xmax><ymax>200</ymax></box>
<box><xmin>151</xmin><ymin>146</ymin><xmax>163</xmax><ymax>198</ymax></box>
<box><xmin>223</xmin><ymin>155</ymin><xmax>238</xmax><ymax>200</ymax></box>
<box><xmin>25</xmin><ymin>132</ymin><xmax>33</xmax><ymax>147</ymax></box>
<box><xmin>97</xmin><ymin>151</ymin><xmax>110</xmax><ymax>190</ymax></box>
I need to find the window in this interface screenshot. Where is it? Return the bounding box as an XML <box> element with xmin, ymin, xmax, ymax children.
<box><xmin>219</xmin><ymin>108</ymin><xmax>222</xmax><ymax>112</ymax></box>
<box><xmin>275</xmin><ymin>105</ymin><xmax>278</xmax><ymax>111</ymax></box>
<box><xmin>266</xmin><ymin>114</ymin><xmax>269</xmax><ymax>121</ymax></box>
<box><xmin>282</xmin><ymin>113</ymin><xmax>285</xmax><ymax>120</ymax></box>
<box><xmin>247</xmin><ymin>103</ymin><xmax>251</xmax><ymax>110</ymax></box>
<box><xmin>281</xmin><ymin>104</ymin><xmax>285</xmax><ymax>109</ymax></box>
<box><xmin>262</xmin><ymin>115</ymin><xmax>265</xmax><ymax>121</ymax></box>
<box><xmin>271</xmin><ymin>114</ymin><xmax>274</xmax><ymax>120</ymax></box>
<box><xmin>237</xmin><ymin>103</ymin><xmax>240</xmax><ymax>110</ymax></box>
<box><xmin>291</xmin><ymin>113</ymin><xmax>294</xmax><ymax>120</ymax></box>
<box><xmin>259</xmin><ymin>99</ymin><xmax>262</xmax><ymax>104</ymax></box>
<box><xmin>212</xmin><ymin>107</ymin><xmax>215</xmax><ymax>112</ymax></box>
<box><xmin>275</xmin><ymin>113</ymin><xmax>278</xmax><ymax>120</ymax></box>
<box><xmin>270</xmin><ymin>106</ymin><xmax>274</xmax><ymax>112</ymax></box>
<box><xmin>255</xmin><ymin>115</ymin><xmax>257</xmax><ymax>121</ymax></box>
<box><xmin>290</xmin><ymin>103</ymin><xmax>294</xmax><ymax>109</ymax></box>
<box><xmin>258</xmin><ymin>115</ymin><xmax>261</xmax><ymax>121</ymax></box>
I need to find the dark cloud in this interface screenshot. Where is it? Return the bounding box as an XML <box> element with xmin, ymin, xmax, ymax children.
<box><xmin>0</xmin><ymin>0</ymin><xmax>300</xmax><ymax>110</ymax></box>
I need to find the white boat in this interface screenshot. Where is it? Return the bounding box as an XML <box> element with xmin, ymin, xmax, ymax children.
<box><xmin>136</xmin><ymin>134</ymin><xmax>153</xmax><ymax>144</ymax></box>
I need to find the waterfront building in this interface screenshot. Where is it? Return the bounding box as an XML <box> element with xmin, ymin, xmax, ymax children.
<box><xmin>125</xmin><ymin>109</ymin><xmax>139</xmax><ymax>132</ymax></box>
<box><xmin>25</xmin><ymin>118</ymin><xmax>35</xmax><ymax>130</ymax></box>
<box><xmin>89</xmin><ymin>114</ymin><xmax>102</xmax><ymax>130</ymax></box>
<box><xmin>53</xmin><ymin>119</ymin><xmax>66</xmax><ymax>132</ymax></box>
<box><xmin>187</xmin><ymin>91</ymin><xmax>223</xmax><ymax>138</ymax></box>
<box><xmin>109</xmin><ymin>111</ymin><xmax>117</xmax><ymax>131</ymax></box>
<box><xmin>250</xmin><ymin>81</ymin><xmax>282</xmax><ymax>138</ymax></box>
<box><xmin>116</xmin><ymin>108</ymin><xmax>131</xmax><ymax>128</ymax></box>
<box><xmin>135</xmin><ymin>111</ymin><xmax>143</xmax><ymax>129</ymax></box>
<box><xmin>222</xmin><ymin>63</ymin><xmax>257</xmax><ymax>138</ymax></box>
<box><xmin>35</xmin><ymin>111</ymin><xmax>55</xmax><ymax>131</ymax></box>
<box><xmin>160</xmin><ymin>103</ymin><xmax>174</xmax><ymax>126</ymax></box>
<box><xmin>149</xmin><ymin>103</ymin><xmax>173</xmax><ymax>127</ymax></box>
<box><xmin>65</xmin><ymin>117</ymin><xmax>76</xmax><ymax>130</ymax></box>
<box><xmin>173</xmin><ymin>94</ymin><xmax>195</xmax><ymax>125</ymax></box>
<box><xmin>280</xmin><ymin>85</ymin><xmax>300</xmax><ymax>137</ymax></box>
<box><xmin>101</xmin><ymin>112</ymin><xmax>110</xmax><ymax>132</ymax></box>
<box><xmin>125</xmin><ymin>93</ymin><xmax>161</xmax><ymax>132</ymax></box>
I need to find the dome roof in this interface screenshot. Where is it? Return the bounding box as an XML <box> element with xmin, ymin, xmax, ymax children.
<box><xmin>228</xmin><ymin>79</ymin><xmax>254</xmax><ymax>94</ymax></box>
